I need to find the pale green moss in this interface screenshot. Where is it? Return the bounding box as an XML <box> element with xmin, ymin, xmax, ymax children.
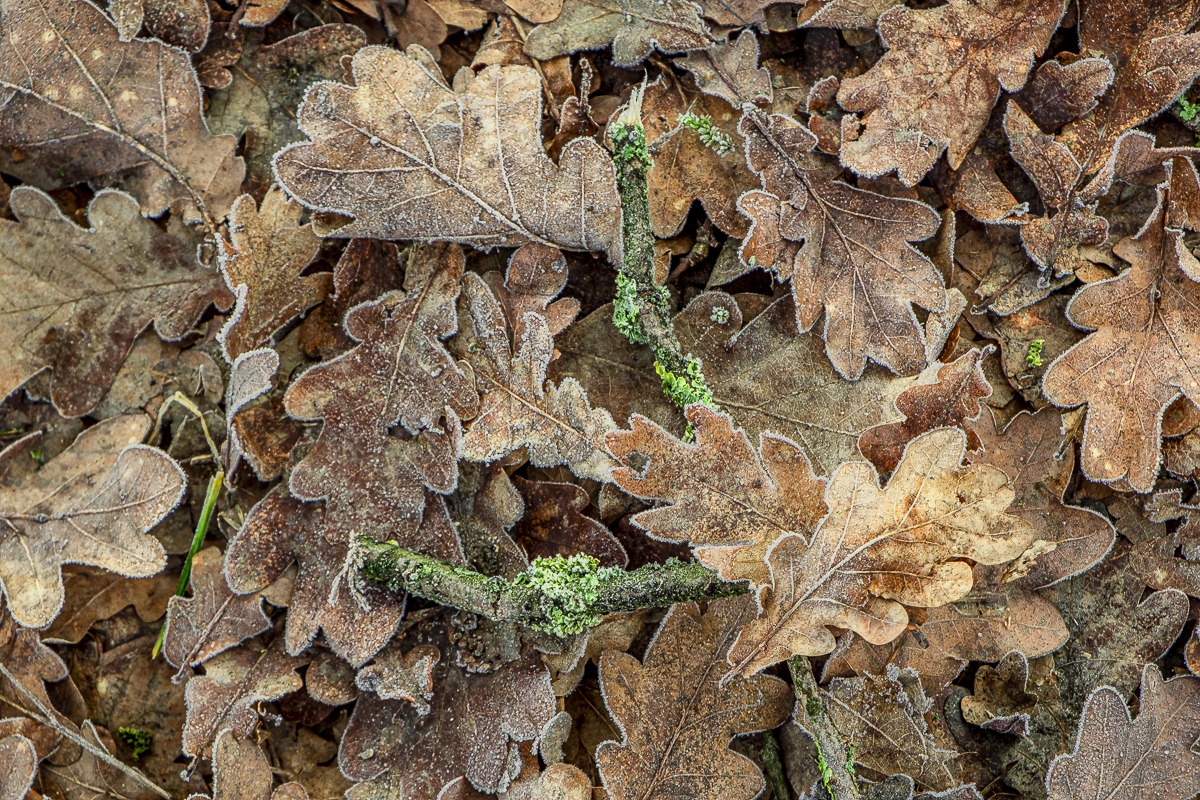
<box><xmin>117</xmin><ymin>727</ymin><xmax>152</xmax><ymax>760</ymax></box>
<box><xmin>518</xmin><ymin>554</ymin><xmax>603</xmax><ymax>637</ymax></box>
<box><xmin>614</xmin><ymin>272</ymin><xmax>650</xmax><ymax>345</ymax></box>
<box><xmin>656</xmin><ymin>356</ymin><xmax>715</xmax><ymax>409</ymax></box>
<box><xmin>611</xmin><ymin>121</ymin><xmax>652</xmax><ymax>171</ymax></box>
<box><xmin>1026</xmin><ymin>338</ymin><xmax>1045</xmax><ymax>368</ymax></box>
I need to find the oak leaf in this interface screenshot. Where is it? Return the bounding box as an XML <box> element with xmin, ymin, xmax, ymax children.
<box><xmin>511</xmin><ymin>477</ymin><xmax>626</xmax><ymax>567</ymax></box>
<box><xmin>0</xmin><ymin>415</ymin><xmax>184</xmax><ymax>630</ymax></box>
<box><xmin>0</xmin><ymin>187</ymin><xmax>230</xmax><ymax>417</ymax></box>
<box><xmin>595</xmin><ymin>597</ymin><xmax>792</xmax><ymax>800</ymax></box>
<box><xmin>836</xmin><ymin>0</ymin><xmax>1066</xmax><ymax>185</ymax></box>
<box><xmin>1046</xmin><ymin>665</ymin><xmax>1200</xmax><ymax>800</ymax></box>
<box><xmin>739</xmin><ymin>110</ymin><xmax>946</xmax><ymax>378</ymax></box>
<box><xmin>678</xmin><ymin>30</ymin><xmax>772</xmax><ymax>109</ymax></box>
<box><xmin>1013</xmin><ymin>57</ymin><xmax>1114</xmax><ymax>134</ymax></box>
<box><xmin>218</xmin><ymin>189</ymin><xmax>332</xmax><ymax>361</ymax></box>
<box><xmin>1043</xmin><ymin>181</ymin><xmax>1200</xmax><ymax>492</ymax></box>
<box><xmin>43</xmin><ymin>568</ymin><xmax>174</xmax><ymax>645</ymax></box>
<box><xmin>0</xmin><ymin>0</ymin><xmax>244</xmax><ymax>220</ymax></box>
<box><xmin>0</xmin><ymin>603</ymin><xmax>70</xmax><ymax>758</ymax></box>
<box><xmin>608</xmin><ymin>404</ymin><xmax>827</xmax><ymax>586</ymax></box>
<box><xmin>0</xmin><ymin>735</ymin><xmax>35</xmax><ymax>800</ymax></box>
<box><xmin>189</xmin><ymin>730</ymin><xmax>310</xmax><ymax>800</ymax></box>
<box><xmin>522</xmin><ymin>0</ymin><xmax>712</xmax><ymax>68</ymax></box>
<box><xmin>110</xmin><ymin>0</ymin><xmax>211</xmax><ymax>51</ymax></box>
<box><xmin>274</xmin><ymin>45</ymin><xmax>621</xmax><ymax>258</ymax></box>
<box><xmin>728</xmin><ymin>427</ymin><xmax>1033</xmax><ymax>673</ymax></box>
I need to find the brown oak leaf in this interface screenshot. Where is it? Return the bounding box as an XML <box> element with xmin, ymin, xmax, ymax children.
<box><xmin>798</xmin><ymin>0</ymin><xmax>902</xmax><ymax>28</ymax></box>
<box><xmin>739</xmin><ymin>110</ymin><xmax>946</xmax><ymax>378</ymax></box>
<box><xmin>836</xmin><ymin>0</ymin><xmax>1066</xmax><ymax>185</ymax></box>
<box><xmin>522</xmin><ymin>0</ymin><xmax>712</xmax><ymax>68</ymax></box>
<box><xmin>728</xmin><ymin>427</ymin><xmax>1033</xmax><ymax>674</ymax></box>
<box><xmin>0</xmin><ymin>0</ymin><xmax>244</xmax><ymax>220</ymax></box>
<box><xmin>163</xmin><ymin>547</ymin><xmax>271</xmax><ymax>673</ymax></box>
<box><xmin>110</xmin><ymin>0</ymin><xmax>211</xmax><ymax>51</ymax></box>
<box><xmin>274</xmin><ymin>45</ymin><xmax>621</xmax><ymax>258</ymax></box>
<box><xmin>677</xmin><ymin>30</ymin><xmax>772</xmax><ymax>112</ymax></box>
<box><xmin>1013</xmin><ymin>57</ymin><xmax>1114</xmax><ymax>134</ymax></box>
<box><xmin>1043</xmin><ymin>180</ymin><xmax>1200</xmax><ymax>492</ymax></box>
<box><xmin>1045</xmin><ymin>665</ymin><xmax>1200</xmax><ymax>800</ymax></box>
<box><xmin>44</xmin><ymin>568</ymin><xmax>174</xmax><ymax>646</ymax></box>
<box><xmin>0</xmin><ymin>415</ymin><xmax>183</xmax><ymax>630</ymax></box>
<box><xmin>608</xmin><ymin>405</ymin><xmax>826</xmax><ymax>586</ymax></box>
<box><xmin>0</xmin><ymin>187</ymin><xmax>230</xmax><ymax>418</ymax></box>
<box><xmin>218</xmin><ymin>188</ymin><xmax>332</xmax><ymax>361</ymax></box>
<box><xmin>511</xmin><ymin>477</ymin><xmax>626</xmax><ymax>568</ymax></box>
<box><xmin>858</xmin><ymin>347</ymin><xmax>993</xmax><ymax>474</ymax></box>
<box><xmin>0</xmin><ymin>734</ymin><xmax>35</xmax><ymax>800</ymax></box>
<box><xmin>596</xmin><ymin>597</ymin><xmax>792</xmax><ymax>800</ymax></box>
<box><xmin>0</xmin><ymin>603</ymin><xmax>70</xmax><ymax>759</ymax></box>
<box><xmin>354</xmin><ymin>643</ymin><xmax>440</xmax><ymax>717</ymax></box>
<box><xmin>188</xmin><ymin>729</ymin><xmax>310</xmax><ymax>800</ymax></box>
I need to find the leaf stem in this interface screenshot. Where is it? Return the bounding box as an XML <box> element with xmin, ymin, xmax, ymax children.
<box><xmin>355</xmin><ymin>537</ymin><xmax>749</xmax><ymax>635</ymax></box>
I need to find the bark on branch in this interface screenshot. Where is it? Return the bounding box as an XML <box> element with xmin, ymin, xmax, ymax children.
<box><xmin>355</xmin><ymin>537</ymin><xmax>749</xmax><ymax>637</ymax></box>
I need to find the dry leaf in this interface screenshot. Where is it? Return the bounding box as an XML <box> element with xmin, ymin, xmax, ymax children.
<box><xmin>44</xmin><ymin>568</ymin><xmax>174</xmax><ymax>645</ymax></box>
<box><xmin>522</xmin><ymin>0</ymin><xmax>712</xmax><ymax>67</ymax></box>
<box><xmin>511</xmin><ymin>477</ymin><xmax>626</xmax><ymax>567</ymax></box>
<box><xmin>608</xmin><ymin>405</ymin><xmax>826</xmax><ymax>586</ymax></box>
<box><xmin>219</xmin><ymin>189</ymin><xmax>331</xmax><ymax>361</ymax></box>
<box><xmin>0</xmin><ymin>734</ymin><xmax>35</xmax><ymax>800</ymax></box>
<box><xmin>355</xmin><ymin>643</ymin><xmax>440</xmax><ymax>716</ymax></box>
<box><xmin>799</xmin><ymin>0</ymin><xmax>901</xmax><ymax>28</ymax></box>
<box><xmin>836</xmin><ymin>0</ymin><xmax>1066</xmax><ymax>185</ymax></box>
<box><xmin>858</xmin><ymin>348</ymin><xmax>992</xmax><ymax>474</ymax></box>
<box><xmin>1046</xmin><ymin>665</ymin><xmax>1200</xmax><ymax>800</ymax></box>
<box><xmin>1013</xmin><ymin>57</ymin><xmax>1114</xmax><ymax>133</ymax></box>
<box><xmin>1043</xmin><ymin>180</ymin><xmax>1200</xmax><ymax>492</ymax></box>
<box><xmin>728</xmin><ymin>427</ymin><xmax>1033</xmax><ymax>673</ymax></box>
<box><xmin>677</xmin><ymin>31</ymin><xmax>772</xmax><ymax>112</ymax></box>
<box><xmin>960</xmin><ymin>651</ymin><xmax>1038</xmax><ymax>736</ymax></box>
<box><xmin>241</xmin><ymin>0</ymin><xmax>291</xmax><ymax>26</ymax></box>
<box><xmin>595</xmin><ymin>597</ymin><xmax>792</xmax><ymax>800</ymax></box>
<box><xmin>274</xmin><ymin>45</ymin><xmax>621</xmax><ymax>258</ymax></box>
<box><xmin>162</xmin><ymin>547</ymin><xmax>271</xmax><ymax>672</ymax></box>
<box><xmin>0</xmin><ymin>0</ymin><xmax>243</xmax><ymax>219</ymax></box>
<box><xmin>739</xmin><ymin>110</ymin><xmax>946</xmax><ymax>378</ymax></box>
<box><xmin>0</xmin><ymin>187</ymin><xmax>229</xmax><ymax>417</ymax></box>
<box><xmin>189</xmin><ymin>729</ymin><xmax>310</xmax><ymax>800</ymax></box>
<box><xmin>0</xmin><ymin>415</ymin><xmax>183</xmax><ymax>629</ymax></box>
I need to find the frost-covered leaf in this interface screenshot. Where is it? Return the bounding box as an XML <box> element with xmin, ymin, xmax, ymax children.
<box><xmin>1043</xmin><ymin>180</ymin><xmax>1200</xmax><ymax>492</ymax></box>
<box><xmin>739</xmin><ymin>110</ymin><xmax>945</xmax><ymax>378</ymax></box>
<box><xmin>0</xmin><ymin>415</ymin><xmax>183</xmax><ymax>629</ymax></box>
<box><xmin>274</xmin><ymin>46</ymin><xmax>621</xmax><ymax>258</ymax></box>
<box><xmin>596</xmin><ymin>597</ymin><xmax>792</xmax><ymax>800</ymax></box>
<box><xmin>678</xmin><ymin>30</ymin><xmax>772</xmax><ymax>109</ymax></box>
<box><xmin>0</xmin><ymin>734</ymin><xmax>35</xmax><ymax>800</ymax></box>
<box><xmin>0</xmin><ymin>0</ymin><xmax>243</xmax><ymax>219</ymax></box>
<box><xmin>163</xmin><ymin>547</ymin><xmax>270</xmax><ymax>672</ymax></box>
<box><xmin>355</xmin><ymin>643</ymin><xmax>439</xmax><ymax>717</ymax></box>
<box><xmin>1046</xmin><ymin>665</ymin><xmax>1200</xmax><ymax>800</ymax></box>
<box><xmin>608</xmin><ymin>405</ymin><xmax>826</xmax><ymax>586</ymax></box>
<box><xmin>218</xmin><ymin>189</ymin><xmax>332</xmax><ymax>361</ymax></box>
<box><xmin>522</xmin><ymin>0</ymin><xmax>711</xmax><ymax>68</ymax></box>
<box><xmin>511</xmin><ymin>477</ymin><xmax>626</xmax><ymax>568</ymax></box>
<box><xmin>188</xmin><ymin>729</ymin><xmax>310</xmax><ymax>800</ymax></box>
<box><xmin>836</xmin><ymin>0</ymin><xmax>1066</xmax><ymax>185</ymax></box>
<box><xmin>728</xmin><ymin>428</ymin><xmax>1033</xmax><ymax>673</ymax></box>
<box><xmin>0</xmin><ymin>187</ymin><xmax>229</xmax><ymax>417</ymax></box>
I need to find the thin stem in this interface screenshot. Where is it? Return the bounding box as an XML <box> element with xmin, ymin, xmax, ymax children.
<box><xmin>760</xmin><ymin>729</ymin><xmax>792</xmax><ymax>800</ymax></box>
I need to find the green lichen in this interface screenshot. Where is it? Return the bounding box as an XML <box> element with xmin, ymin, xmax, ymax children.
<box><xmin>117</xmin><ymin>727</ymin><xmax>152</xmax><ymax>760</ymax></box>
<box><xmin>1026</xmin><ymin>338</ymin><xmax>1045</xmax><ymax>368</ymax></box>
<box><xmin>710</xmin><ymin>306</ymin><xmax>730</xmax><ymax>324</ymax></box>
<box><xmin>519</xmin><ymin>554</ymin><xmax>603</xmax><ymax>637</ymax></box>
<box><xmin>614</xmin><ymin>272</ymin><xmax>650</xmax><ymax>345</ymax></box>
<box><xmin>656</xmin><ymin>356</ymin><xmax>715</xmax><ymax>409</ymax></box>
<box><xmin>679</xmin><ymin>113</ymin><xmax>735</xmax><ymax>155</ymax></box>
<box><xmin>610</xmin><ymin>121</ymin><xmax>652</xmax><ymax>172</ymax></box>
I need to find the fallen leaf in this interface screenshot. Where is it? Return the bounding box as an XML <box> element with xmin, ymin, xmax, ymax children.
<box><xmin>40</xmin><ymin>720</ymin><xmax>160</xmax><ymax>800</ymax></box>
<box><xmin>240</xmin><ymin>0</ymin><xmax>291</xmax><ymax>26</ymax></box>
<box><xmin>274</xmin><ymin>45</ymin><xmax>621</xmax><ymax>258</ymax></box>
<box><xmin>0</xmin><ymin>734</ymin><xmax>35</xmax><ymax>800</ymax></box>
<box><xmin>1046</xmin><ymin>665</ymin><xmax>1200</xmax><ymax>800</ymax></box>
<box><xmin>0</xmin><ymin>604</ymin><xmax>69</xmax><ymax>759</ymax></box>
<box><xmin>0</xmin><ymin>415</ymin><xmax>183</xmax><ymax>629</ymax></box>
<box><xmin>596</xmin><ymin>597</ymin><xmax>792</xmax><ymax>800</ymax></box>
<box><xmin>1042</xmin><ymin>179</ymin><xmax>1200</xmax><ymax>492</ymax></box>
<box><xmin>512</xmin><ymin>477</ymin><xmax>626</xmax><ymax>567</ymax></box>
<box><xmin>44</xmin><ymin>568</ymin><xmax>174</xmax><ymax>645</ymax></box>
<box><xmin>1013</xmin><ymin>57</ymin><xmax>1114</xmax><ymax>133</ymax></box>
<box><xmin>355</xmin><ymin>643</ymin><xmax>440</xmax><ymax>716</ymax></box>
<box><xmin>0</xmin><ymin>0</ymin><xmax>244</xmax><ymax>220</ymax></box>
<box><xmin>677</xmin><ymin>31</ymin><xmax>772</xmax><ymax>111</ymax></box>
<box><xmin>728</xmin><ymin>427</ymin><xmax>1033</xmax><ymax>673</ymax></box>
<box><xmin>218</xmin><ymin>189</ymin><xmax>331</xmax><ymax>361</ymax></box>
<box><xmin>0</xmin><ymin>187</ymin><xmax>230</xmax><ymax>417</ymax></box>
<box><xmin>522</xmin><ymin>0</ymin><xmax>712</xmax><ymax>68</ymax></box>
<box><xmin>162</xmin><ymin>547</ymin><xmax>271</xmax><ymax>672</ymax></box>
<box><xmin>608</xmin><ymin>404</ymin><xmax>826</xmax><ymax>586</ymax></box>
<box><xmin>798</xmin><ymin>0</ymin><xmax>901</xmax><ymax>28</ymax></box>
<box><xmin>960</xmin><ymin>651</ymin><xmax>1038</xmax><ymax>736</ymax></box>
<box><xmin>836</xmin><ymin>0</ymin><xmax>1066</xmax><ymax>185</ymax></box>
<box><xmin>739</xmin><ymin>110</ymin><xmax>946</xmax><ymax>378</ymax></box>
<box><xmin>190</xmin><ymin>729</ymin><xmax>310</xmax><ymax>800</ymax></box>
<box><xmin>858</xmin><ymin>348</ymin><xmax>992</xmax><ymax>473</ymax></box>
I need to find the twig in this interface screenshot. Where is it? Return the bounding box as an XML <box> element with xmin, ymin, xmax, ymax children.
<box><xmin>355</xmin><ymin>537</ymin><xmax>749</xmax><ymax>637</ymax></box>
<box><xmin>0</xmin><ymin>663</ymin><xmax>171</xmax><ymax>799</ymax></box>
<box><xmin>760</xmin><ymin>728</ymin><xmax>792</xmax><ymax>800</ymax></box>
<box><xmin>788</xmin><ymin>656</ymin><xmax>860</xmax><ymax>800</ymax></box>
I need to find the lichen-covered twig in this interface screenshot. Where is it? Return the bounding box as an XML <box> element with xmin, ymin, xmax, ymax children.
<box><xmin>610</xmin><ymin>89</ymin><xmax>716</xmax><ymax>419</ymax></box>
<box><xmin>760</xmin><ymin>729</ymin><xmax>792</xmax><ymax>800</ymax></box>
<box><xmin>355</xmin><ymin>537</ymin><xmax>749</xmax><ymax>637</ymax></box>
<box><xmin>788</xmin><ymin>656</ymin><xmax>861</xmax><ymax>800</ymax></box>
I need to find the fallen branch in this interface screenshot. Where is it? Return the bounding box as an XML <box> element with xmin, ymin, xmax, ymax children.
<box><xmin>789</xmin><ymin>656</ymin><xmax>861</xmax><ymax>800</ymax></box>
<box><xmin>355</xmin><ymin>537</ymin><xmax>749</xmax><ymax>637</ymax></box>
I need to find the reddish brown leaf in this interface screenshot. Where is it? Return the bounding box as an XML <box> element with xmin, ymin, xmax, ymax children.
<box><xmin>0</xmin><ymin>734</ymin><xmax>35</xmax><ymax>800</ymax></box>
<box><xmin>522</xmin><ymin>0</ymin><xmax>712</xmax><ymax>67</ymax></box>
<box><xmin>354</xmin><ymin>643</ymin><xmax>440</xmax><ymax>716</ymax></box>
<box><xmin>512</xmin><ymin>477</ymin><xmax>626</xmax><ymax>567</ymax></box>
<box><xmin>677</xmin><ymin>30</ymin><xmax>772</xmax><ymax>113</ymax></box>
<box><xmin>191</xmin><ymin>729</ymin><xmax>310</xmax><ymax>800</ymax></box>
<box><xmin>44</xmin><ymin>568</ymin><xmax>174</xmax><ymax>646</ymax></box>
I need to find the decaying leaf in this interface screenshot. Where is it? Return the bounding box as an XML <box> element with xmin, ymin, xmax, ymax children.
<box><xmin>1043</xmin><ymin>181</ymin><xmax>1200</xmax><ymax>492</ymax></box>
<box><xmin>0</xmin><ymin>734</ymin><xmax>36</xmax><ymax>800</ymax></box>
<box><xmin>522</xmin><ymin>0</ymin><xmax>712</xmax><ymax>68</ymax></box>
<box><xmin>218</xmin><ymin>189</ymin><xmax>332</xmax><ymax>361</ymax></box>
<box><xmin>678</xmin><ymin>30</ymin><xmax>772</xmax><ymax>109</ymax></box>
<box><xmin>190</xmin><ymin>729</ymin><xmax>310</xmax><ymax>800</ymax></box>
<box><xmin>596</xmin><ymin>597</ymin><xmax>792</xmax><ymax>800</ymax></box>
<box><xmin>836</xmin><ymin>0</ymin><xmax>1066</xmax><ymax>185</ymax></box>
<box><xmin>0</xmin><ymin>187</ymin><xmax>229</xmax><ymax>417</ymax></box>
<box><xmin>44</xmin><ymin>568</ymin><xmax>174</xmax><ymax>645</ymax></box>
<box><xmin>0</xmin><ymin>415</ymin><xmax>183</xmax><ymax>629</ymax></box>
<box><xmin>960</xmin><ymin>651</ymin><xmax>1038</xmax><ymax>736</ymax></box>
<box><xmin>728</xmin><ymin>427</ymin><xmax>1033</xmax><ymax>673</ymax></box>
<box><xmin>1046</xmin><ymin>665</ymin><xmax>1200</xmax><ymax>800</ymax></box>
<box><xmin>162</xmin><ymin>547</ymin><xmax>271</xmax><ymax>672</ymax></box>
<box><xmin>511</xmin><ymin>477</ymin><xmax>626</xmax><ymax>567</ymax></box>
<box><xmin>608</xmin><ymin>405</ymin><xmax>826</xmax><ymax>586</ymax></box>
<box><xmin>274</xmin><ymin>45</ymin><xmax>621</xmax><ymax>258</ymax></box>
<box><xmin>739</xmin><ymin>110</ymin><xmax>946</xmax><ymax>378</ymax></box>
<box><xmin>0</xmin><ymin>0</ymin><xmax>243</xmax><ymax>219</ymax></box>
